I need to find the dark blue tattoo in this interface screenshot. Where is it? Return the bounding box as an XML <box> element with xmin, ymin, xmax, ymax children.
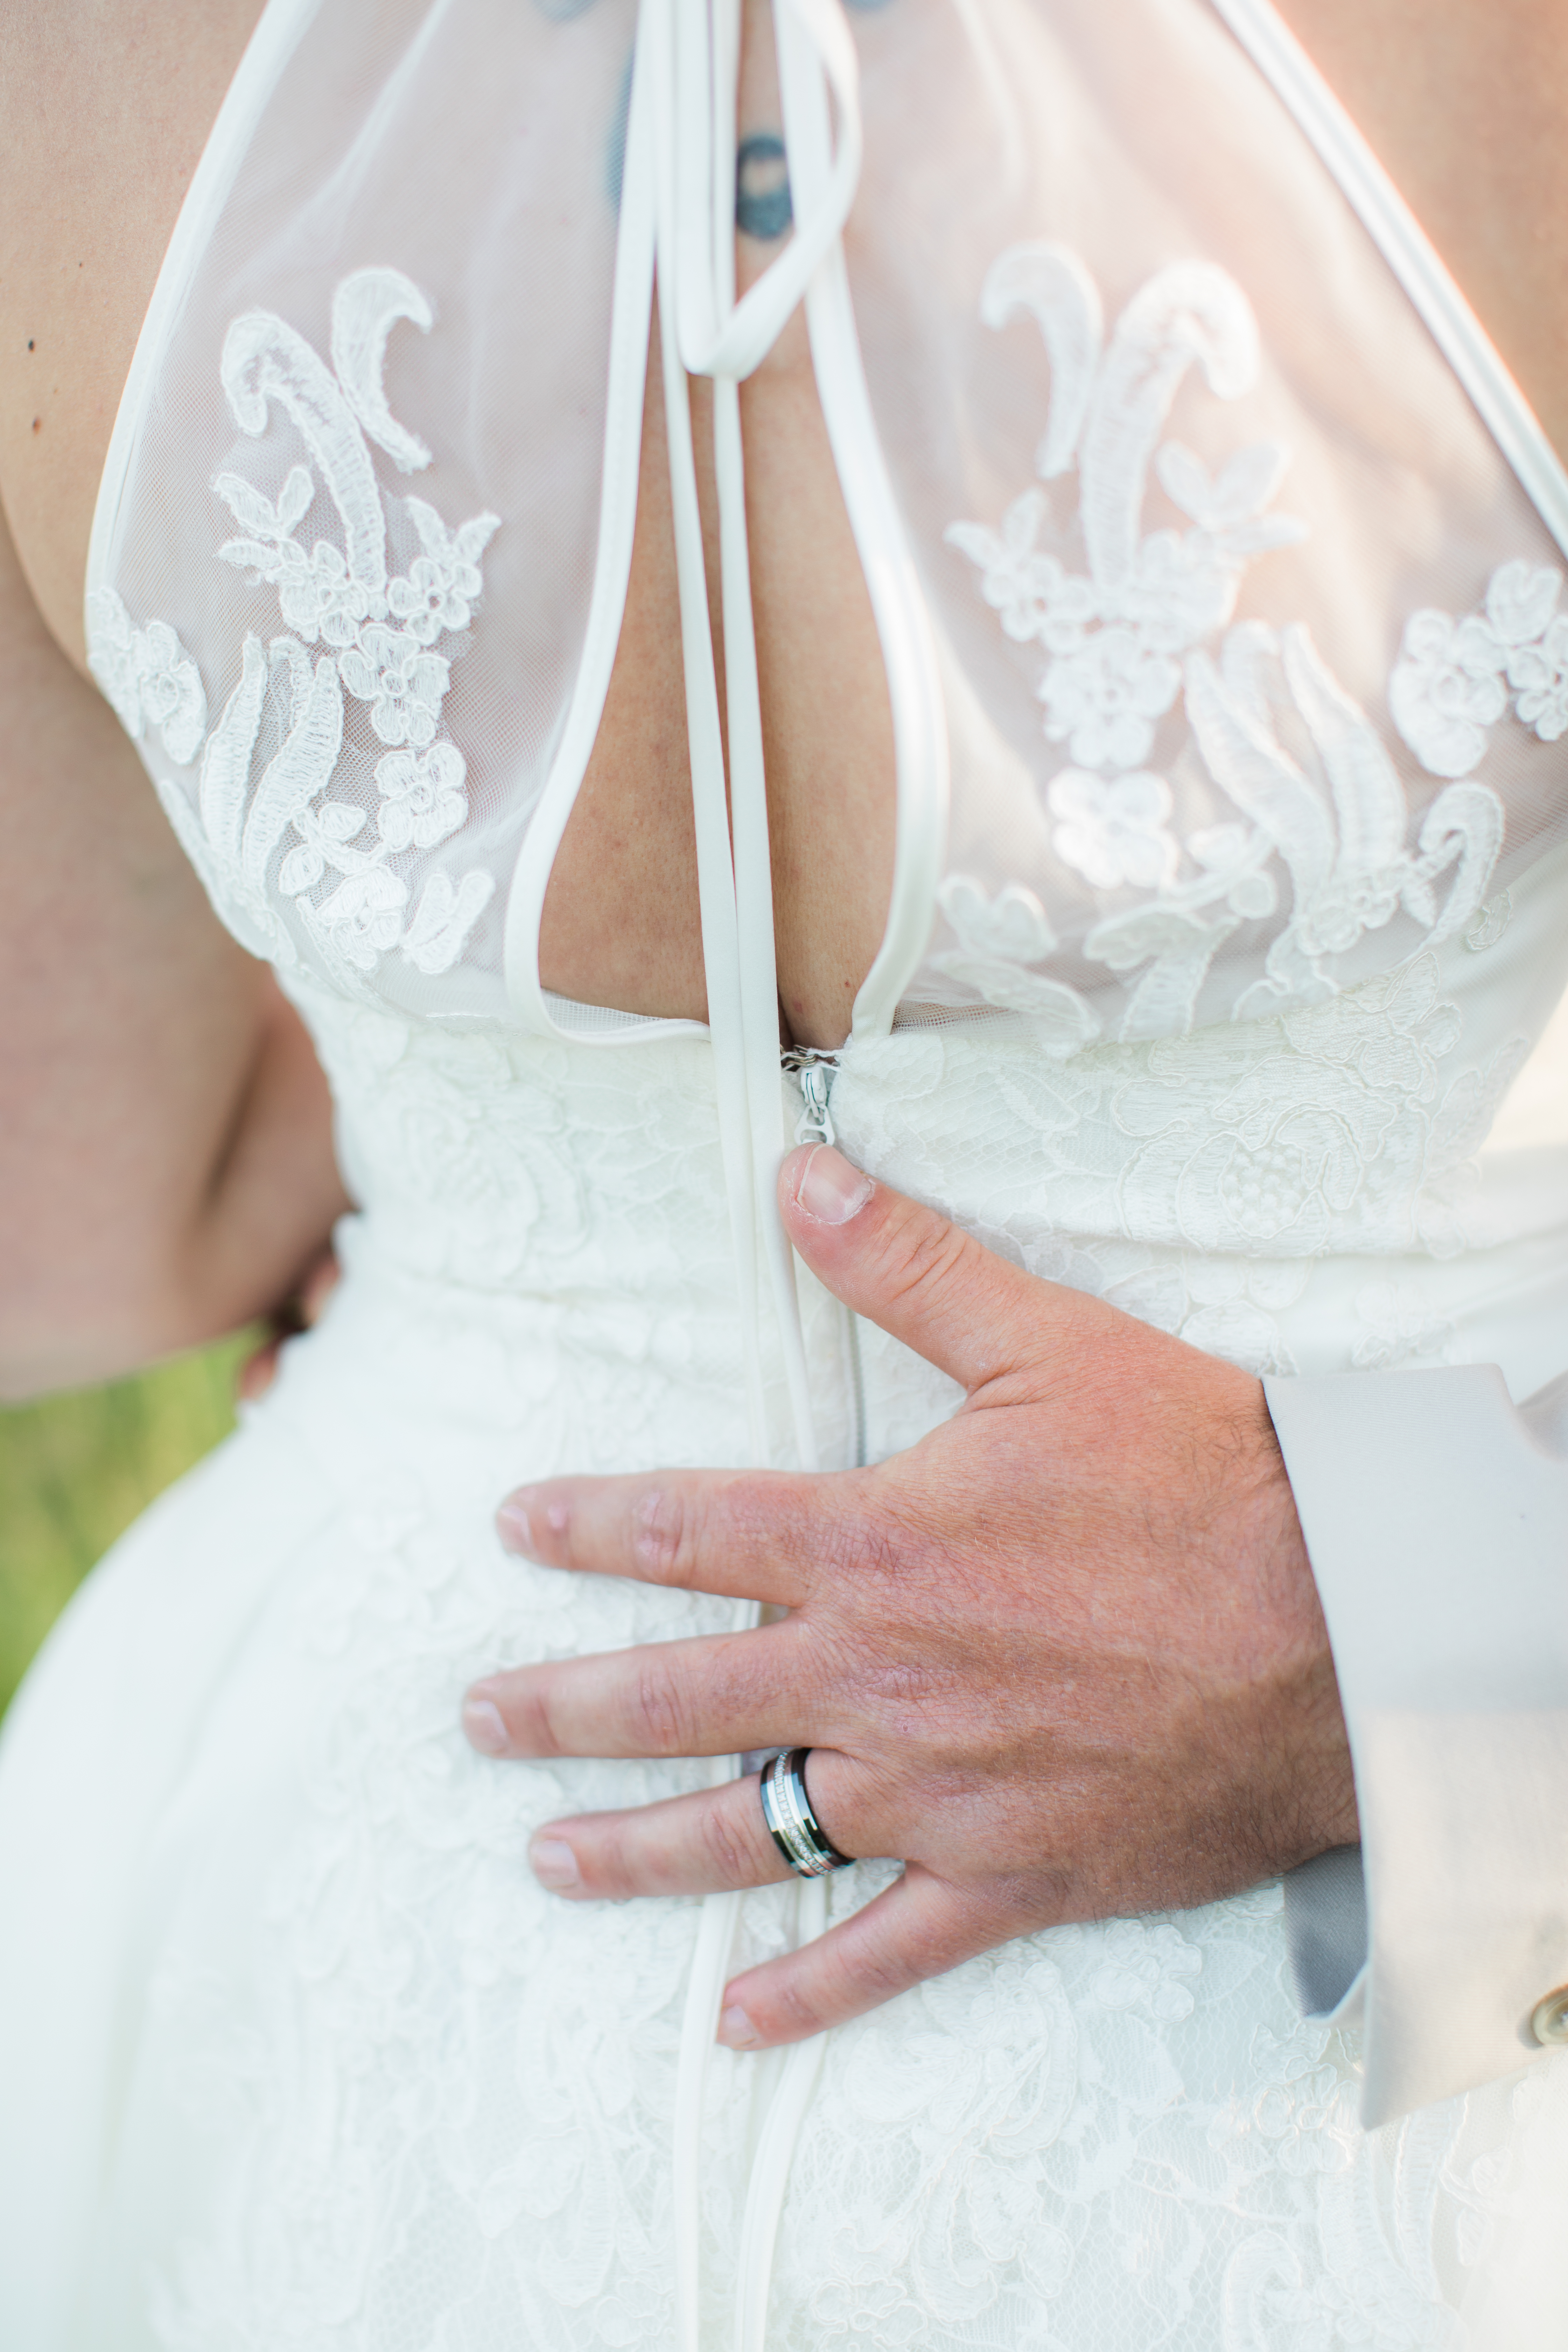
<box><xmin>736</xmin><ymin>133</ymin><xmax>792</xmax><ymax>241</ymax></box>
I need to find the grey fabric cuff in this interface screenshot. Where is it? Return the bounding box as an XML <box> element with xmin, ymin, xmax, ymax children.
<box><xmin>1283</xmin><ymin>1842</ymin><xmax>1367</xmax><ymax>2019</ymax></box>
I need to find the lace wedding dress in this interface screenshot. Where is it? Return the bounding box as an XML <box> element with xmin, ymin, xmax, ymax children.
<box><xmin>4</xmin><ymin>0</ymin><xmax>1568</xmax><ymax>2344</ymax></box>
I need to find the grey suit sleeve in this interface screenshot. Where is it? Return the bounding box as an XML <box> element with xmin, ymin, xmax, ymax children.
<box><xmin>1263</xmin><ymin>1364</ymin><xmax>1568</xmax><ymax>2128</ymax></box>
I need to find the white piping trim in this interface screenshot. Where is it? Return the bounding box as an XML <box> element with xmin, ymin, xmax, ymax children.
<box><xmin>84</xmin><ymin>0</ymin><xmax>321</xmax><ymax>607</ymax></box>
<box><xmin>1212</xmin><ymin>0</ymin><xmax>1568</xmax><ymax>563</ymax></box>
<box><xmin>503</xmin><ymin>0</ymin><xmax>944</xmax><ymax>1056</ymax></box>
<box><xmin>501</xmin><ymin>23</ymin><xmax>710</xmax><ymax>1051</ymax></box>
<box><xmin>779</xmin><ymin>15</ymin><xmax>949</xmax><ymax>1045</ymax></box>
<box><xmin>673</xmin><ymin>0</ymin><xmax>861</xmax><ymax>382</ymax></box>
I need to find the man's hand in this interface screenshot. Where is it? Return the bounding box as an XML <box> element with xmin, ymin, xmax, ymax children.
<box><xmin>463</xmin><ymin>1142</ymin><xmax>1356</xmax><ymax>2051</ymax></box>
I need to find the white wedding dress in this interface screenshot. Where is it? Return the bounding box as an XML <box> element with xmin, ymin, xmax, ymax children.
<box><xmin>4</xmin><ymin>0</ymin><xmax>1568</xmax><ymax>2344</ymax></box>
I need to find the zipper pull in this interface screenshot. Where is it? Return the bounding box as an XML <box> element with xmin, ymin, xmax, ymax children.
<box><xmin>782</xmin><ymin>1049</ymin><xmax>839</xmax><ymax>1149</ymax></box>
<box><xmin>797</xmin><ymin>1061</ymin><xmax>835</xmax><ymax>1149</ymax></box>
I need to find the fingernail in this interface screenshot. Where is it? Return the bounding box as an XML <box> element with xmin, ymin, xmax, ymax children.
<box><xmin>528</xmin><ymin>1836</ymin><xmax>581</xmax><ymax>1892</ymax></box>
<box><xmin>496</xmin><ymin>1497</ymin><xmax>534</xmax><ymax>1553</ymax></box>
<box><xmin>717</xmin><ymin>2004</ymin><xmax>761</xmax><ymax>2049</ymax></box>
<box><xmin>793</xmin><ymin>1146</ymin><xmax>873</xmax><ymax>1227</ymax></box>
<box><xmin>462</xmin><ymin>1694</ymin><xmax>510</xmax><ymax>1756</ymax></box>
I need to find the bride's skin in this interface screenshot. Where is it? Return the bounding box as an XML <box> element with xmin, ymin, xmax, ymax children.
<box><xmin>1</xmin><ymin>0</ymin><xmax>1564</xmax><ymax>2038</ymax></box>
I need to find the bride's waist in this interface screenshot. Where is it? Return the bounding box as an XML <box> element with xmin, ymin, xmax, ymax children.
<box><xmin>251</xmin><ymin>1217</ymin><xmax>897</xmax><ymax>1496</ymax></box>
<box><xmin>328</xmin><ymin>1201</ymin><xmax>743</xmax><ymax>1326</ymax></box>
<box><xmin>267</xmin><ymin>1199</ymin><xmax>1568</xmax><ymax>1503</ymax></box>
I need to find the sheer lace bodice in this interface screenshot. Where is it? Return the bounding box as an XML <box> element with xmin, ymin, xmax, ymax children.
<box><xmin>88</xmin><ymin>0</ymin><xmax>1568</xmax><ymax>1042</ymax></box>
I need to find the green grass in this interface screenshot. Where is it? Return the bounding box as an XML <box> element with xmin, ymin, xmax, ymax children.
<box><xmin>0</xmin><ymin>1335</ymin><xmax>255</xmax><ymax>1718</ymax></box>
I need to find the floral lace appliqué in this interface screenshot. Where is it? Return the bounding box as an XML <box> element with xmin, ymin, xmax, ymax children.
<box><xmin>1391</xmin><ymin>556</ymin><xmax>1568</xmax><ymax>774</ymax></box>
<box><xmin>944</xmin><ymin>245</ymin><xmax>1509</xmax><ymax>1049</ymax></box>
<box><xmin>86</xmin><ymin>267</ymin><xmax>499</xmax><ymax>996</ymax></box>
<box><xmin>86</xmin><ymin>595</ymin><xmax>207</xmax><ymax>766</ymax></box>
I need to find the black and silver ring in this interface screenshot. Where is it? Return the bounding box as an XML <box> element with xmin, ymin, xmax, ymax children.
<box><xmin>759</xmin><ymin>1748</ymin><xmax>853</xmax><ymax>1877</ymax></box>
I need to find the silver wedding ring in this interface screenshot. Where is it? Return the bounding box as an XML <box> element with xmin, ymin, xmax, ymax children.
<box><xmin>759</xmin><ymin>1748</ymin><xmax>853</xmax><ymax>1877</ymax></box>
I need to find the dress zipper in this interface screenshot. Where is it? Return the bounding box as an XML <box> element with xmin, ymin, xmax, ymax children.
<box><xmin>780</xmin><ymin>1049</ymin><xmax>866</xmax><ymax>1470</ymax></box>
<box><xmin>781</xmin><ymin>1046</ymin><xmax>839</xmax><ymax>1147</ymax></box>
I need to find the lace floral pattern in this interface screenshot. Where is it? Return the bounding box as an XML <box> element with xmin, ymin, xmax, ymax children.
<box><xmin>86</xmin><ymin>597</ymin><xmax>208</xmax><ymax>765</ymax></box>
<box><xmin>86</xmin><ymin>268</ymin><xmax>500</xmax><ymax>997</ymax></box>
<box><xmin>1391</xmin><ymin>558</ymin><xmax>1568</xmax><ymax>774</ymax></box>
<box><xmin>840</xmin><ymin>947</ymin><xmax>1529</xmax><ymax>1380</ymax></box>
<box><xmin>1047</xmin><ymin>768</ymin><xmax>1179</xmax><ymax>891</ymax></box>
<box><xmin>944</xmin><ymin>247</ymin><xmax>1509</xmax><ymax>1049</ymax></box>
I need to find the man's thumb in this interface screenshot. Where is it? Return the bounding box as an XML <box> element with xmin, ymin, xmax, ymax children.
<box><xmin>778</xmin><ymin>1143</ymin><xmax>1063</xmax><ymax>1392</ymax></box>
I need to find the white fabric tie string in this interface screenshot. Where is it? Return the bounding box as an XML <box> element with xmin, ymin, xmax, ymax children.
<box><xmin>638</xmin><ymin>3</ymin><xmax>862</xmax><ymax>2346</ymax></box>
<box><xmin>671</xmin><ymin>0</ymin><xmax>862</xmax><ymax>384</ymax></box>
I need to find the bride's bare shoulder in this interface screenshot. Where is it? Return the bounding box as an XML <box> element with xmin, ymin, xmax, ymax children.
<box><xmin>1272</xmin><ymin>0</ymin><xmax>1568</xmax><ymax>467</ymax></box>
<box><xmin>0</xmin><ymin>0</ymin><xmax>264</xmax><ymax>666</ymax></box>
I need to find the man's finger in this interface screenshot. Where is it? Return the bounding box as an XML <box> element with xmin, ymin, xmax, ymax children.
<box><xmin>523</xmin><ymin>1750</ymin><xmax>871</xmax><ymax>1899</ymax></box>
<box><xmin>495</xmin><ymin>1468</ymin><xmax>828</xmax><ymax>1609</ymax></box>
<box><xmin>715</xmin><ymin>1864</ymin><xmax>1030</xmax><ymax>2047</ymax></box>
<box><xmin>462</xmin><ymin>1619</ymin><xmax>823</xmax><ymax>1761</ymax></box>
<box><xmin>777</xmin><ymin>1144</ymin><xmax>1111</xmax><ymax>1395</ymax></box>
